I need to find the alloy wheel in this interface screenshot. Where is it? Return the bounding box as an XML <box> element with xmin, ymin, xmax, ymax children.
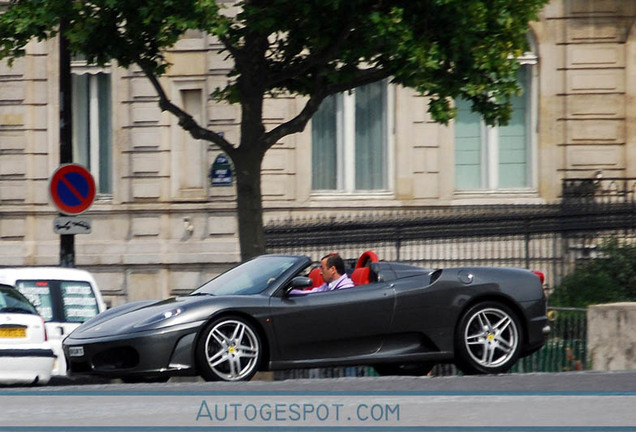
<box><xmin>455</xmin><ymin>301</ymin><xmax>522</xmax><ymax>374</ymax></box>
<box><xmin>201</xmin><ymin>318</ymin><xmax>261</xmax><ymax>381</ymax></box>
<box><xmin>464</xmin><ymin>306</ymin><xmax>519</xmax><ymax>369</ymax></box>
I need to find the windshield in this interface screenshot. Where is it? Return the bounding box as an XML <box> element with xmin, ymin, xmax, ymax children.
<box><xmin>0</xmin><ymin>286</ymin><xmax>38</xmax><ymax>315</ymax></box>
<box><xmin>191</xmin><ymin>256</ymin><xmax>303</xmax><ymax>296</ymax></box>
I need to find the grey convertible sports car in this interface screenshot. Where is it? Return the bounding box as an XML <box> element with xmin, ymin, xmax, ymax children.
<box><xmin>63</xmin><ymin>252</ymin><xmax>550</xmax><ymax>382</ymax></box>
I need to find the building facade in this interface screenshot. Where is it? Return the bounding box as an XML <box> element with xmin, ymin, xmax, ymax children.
<box><xmin>0</xmin><ymin>0</ymin><xmax>635</xmax><ymax>305</ymax></box>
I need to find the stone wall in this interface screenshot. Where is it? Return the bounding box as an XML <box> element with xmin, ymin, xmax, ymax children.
<box><xmin>587</xmin><ymin>303</ymin><xmax>636</xmax><ymax>370</ymax></box>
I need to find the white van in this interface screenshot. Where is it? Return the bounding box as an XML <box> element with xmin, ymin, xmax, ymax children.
<box><xmin>0</xmin><ymin>267</ymin><xmax>107</xmax><ymax>376</ymax></box>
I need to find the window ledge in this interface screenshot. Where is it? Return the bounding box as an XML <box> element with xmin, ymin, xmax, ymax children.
<box><xmin>95</xmin><ymin>194</ymin><xmax>113</xmax><ymax>202</ymax></box>
<box><xmin>309</xmin><ymin>191</ymin><xmax>395</xmax><ymax>206</ymax></box>
<box><xmin>452</xmin><ymin>189</ymin><xmax>545</xmax><ymax>205</ymax></box>
<box><xmin>311</xmin><ymin>191</ymin><xmax>393</xmax><ymax>199</ymax></box>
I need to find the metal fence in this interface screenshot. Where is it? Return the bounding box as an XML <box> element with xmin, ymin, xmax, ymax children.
<box><xmin>514</xmin><ymin>307</ymin><xmax>587</xmax><ymax>373</ymax></box>
<box><xmin>266</xmin><ymin>178</ymin><xmax>636</xmax><ymax>286</ymax></box>
<box><xmin>266</xmin><ymin>177</ymin><xmax>635</xmax><ymax>378</ymax></box>
<box><xmin>266</xmin><ymin>207</ymin><xmax>635</xmax><ymax>289</ymax></box>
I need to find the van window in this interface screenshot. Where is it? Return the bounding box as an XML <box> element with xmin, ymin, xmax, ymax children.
<box><xmin>16</xmin><ymin>280</ymin><xmax>99</xmax><ymax>323</ymax></box>
<box><xmin>15</xmin><ymin>281</ymin><xmax>54</xmax><ymax>321</ymax></box>
<box><xmin>61</xmin><ymin>281</ymin><xmax>99</xmax><ymax>321</ymax></box>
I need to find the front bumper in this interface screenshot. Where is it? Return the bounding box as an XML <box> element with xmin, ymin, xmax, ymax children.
<box><xmin>63</xmin><ymin>321</ymin><xmax>203</xmax><ymax>378</ymax></box>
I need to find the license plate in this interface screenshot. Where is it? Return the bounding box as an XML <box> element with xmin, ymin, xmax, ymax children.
<box><xmin>0</xmin><ymin>327</ymin><xmax>26</xmax><ymax>338</ymax></box>
<box><xmin>69</xmin><ymin>346</ymin><xmax>85</xmax><ymax>357</ymax></box>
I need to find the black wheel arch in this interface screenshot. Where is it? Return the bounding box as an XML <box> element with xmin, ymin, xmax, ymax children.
<box><xmin>192</xmin><ymin>311</ymin><xmax>271</xmax><ymax>374</ymax></box>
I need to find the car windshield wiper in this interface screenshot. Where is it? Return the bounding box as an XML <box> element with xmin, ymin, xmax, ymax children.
<box><xmin>189</xmin><ymin>292</ymin><xmax>213</xmax><ymax>297</ymax></box>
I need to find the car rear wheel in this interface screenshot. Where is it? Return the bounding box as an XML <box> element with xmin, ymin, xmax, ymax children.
<box><xmin>197</xmin><ymin>316</ymin><xmax>262</xmax><ymax>382</ymax></box>
<box><xmin>373</xmin><ymin>362</ymin><xmax>434</xmax><ymax>376</ymax></box>
<box><xmin>455</xmin><ymin>301</ymin><xmax>522</xmax><ymax>375</ymax></box>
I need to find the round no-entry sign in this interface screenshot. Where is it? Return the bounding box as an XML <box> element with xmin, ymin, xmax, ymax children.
<box><xmin>49</xmin><ymin>164</ymin><xmax>96</xmax><ymax>215</ymax></box>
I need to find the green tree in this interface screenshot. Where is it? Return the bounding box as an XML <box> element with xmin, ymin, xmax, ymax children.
<box><xmin>0</xmin><ymin>0</ymin><xmax>548</xmax><ymax>260</ymax></box>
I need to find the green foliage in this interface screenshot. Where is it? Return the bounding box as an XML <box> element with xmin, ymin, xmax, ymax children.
<box><xmin>550</xmin><ymin>239</ymin><xmax>636</xmax><ymax>308</ymax></box>
<box><xmin>0</xmin><ymin>0</ymin><xmax>548</xmax><ymax>126</ymax></box>
<box><xmin>0</xmin><ymin>0</ymin><xmax>221</xmax><ymax>73</ymax></box>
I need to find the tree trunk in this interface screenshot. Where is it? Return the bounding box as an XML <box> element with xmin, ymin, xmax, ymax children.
<box><xmin>234</xmin><ymin>55</ymin><xmax>267</xmax><ymax>261</ymax></box>
<box><xmin>234</xmin><ymin>149</ymin><xmax>266</xmax><ymax>261</ymax></box>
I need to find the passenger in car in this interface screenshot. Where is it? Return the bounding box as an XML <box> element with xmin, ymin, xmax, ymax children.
<box><xmin>290</xmin><ymin>253</ymin><xmax>354</xmax><ymax>295</ymax></box>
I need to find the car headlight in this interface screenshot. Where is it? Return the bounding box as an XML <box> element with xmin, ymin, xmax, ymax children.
<box><xmin>133</xmin><ymin>307</ymin><xmax>183</xmax><ymax>328</ymax></box>
<box><xmin>162</xmin><ymin>308</ymin><xmax>182</xmax><ymax>319</ymax></box>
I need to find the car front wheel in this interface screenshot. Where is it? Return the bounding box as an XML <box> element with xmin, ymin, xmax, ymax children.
<box><xmin>196</xmin><ymin>316</ymin><xmax>262</xmax><ymax>382</ymax></box>
<box><xmin>455</xmin><ymin>302</ymin><xmax>522</xmax><ymax>375</ymax></box>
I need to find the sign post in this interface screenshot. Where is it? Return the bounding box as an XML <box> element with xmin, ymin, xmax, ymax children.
<box><xmin>49</xmin><ymin>164</ymin><xmax>96</xmax><ymax>266</ymax></box>
<box><xmin>59</xmin><ymin>23</ymin><xmax>74</xmax><ymax>267</ymax></box>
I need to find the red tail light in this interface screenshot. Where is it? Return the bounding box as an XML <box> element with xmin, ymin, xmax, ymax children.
<box><xmin>533</xmin><ymin>271</ymin><xmax>545</xmax><ymax>284</ymax></box>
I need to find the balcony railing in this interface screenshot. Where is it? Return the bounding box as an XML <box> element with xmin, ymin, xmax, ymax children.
<box><xmin>562</xmin><ymin>176</ymin><xmax>636</xmax><ymax>204</ymax></box>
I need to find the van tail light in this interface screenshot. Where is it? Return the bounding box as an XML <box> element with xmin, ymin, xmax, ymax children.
<box><xmin>42</xmin><ymin>317</ymin><xmax>48</xmax><ymax>341</ymax></box>
<box><xmin>533</xmin><ymin>271</ymin><xmax>545</xmax><ymax>284</ymax></box>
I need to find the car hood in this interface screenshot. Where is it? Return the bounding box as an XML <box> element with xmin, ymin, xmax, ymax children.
<box><xmin>67</xmin><ymin>295</ymin><xmax>216</xmax><ymax>340</ymax></box>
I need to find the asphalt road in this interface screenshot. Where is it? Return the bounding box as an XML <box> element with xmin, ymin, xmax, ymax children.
<box><xmin>1</xmin><ymin>371</ymin><xmax>635</xmax><ymax>430</ymax></box>
<box><xmin>42</xmin><ymin>368</ymin><xmax>636</xmax><ymax>391</ymax></box>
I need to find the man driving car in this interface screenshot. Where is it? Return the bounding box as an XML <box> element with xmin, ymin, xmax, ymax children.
<box><xmin>289</xmin><ymin>253</ymin><xmax>354</xmax><ymax>295</ymax></box>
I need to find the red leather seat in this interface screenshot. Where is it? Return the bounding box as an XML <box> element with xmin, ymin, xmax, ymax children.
<box><xmin>356</xmin><ymin>250</ymin><xmax>379</xmax><ymax>269</ymax></box>
<box><xmin>307</xmin><ymin>267</ymin><xmax>324</xmax><ymax>289</ymax></box>
<box><xmin>351</xmin><ymin>267</ymin><xmax>371</xmax><ymax>286</ymax></box>
<box><xmin>351</xmin><ymin>250</ymin><xmax>379</xmax><ymax>286</ymax></box>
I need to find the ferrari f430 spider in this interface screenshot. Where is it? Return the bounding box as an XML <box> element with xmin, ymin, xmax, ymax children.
<box><xmin>63</xmin><ymin>253</ymin><xmax>550</xmax><ymax>382</ymax></box>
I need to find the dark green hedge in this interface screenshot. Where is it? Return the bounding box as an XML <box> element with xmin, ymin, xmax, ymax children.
<box><xmin>549</xmin><ymin>239</ymin><xmax>636</xmax><ymax>308</ymax></box>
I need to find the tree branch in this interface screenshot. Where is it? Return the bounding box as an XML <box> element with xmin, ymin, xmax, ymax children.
<box><xmin>264</xmin><ymin>92</ymin><xmax>326</xmax><ymax>148</ymax></box>
<box><xmin>218</xmin><ymin>33</ymin><xmax>240</xmax><ymax>59</ymax></box>
<box><xmin>264</xmin><ymin>67</ymin><xmax>392</xmax><ymax>147</ymax></box>
<box><xmin>324</xmin><ymin>67</ymin><xmax>392</xmax><ymax>96</ymax></box>
<box><xmin>267</xmin><ymin>24</ymin><xmax>353</xmax><ymax>88</ymax></box>
<box><xmin>138</xmin><ymin>61</ymin><xmax>235</xmax><ymax>156</ymax></box>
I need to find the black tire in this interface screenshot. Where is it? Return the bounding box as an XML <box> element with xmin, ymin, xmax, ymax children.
<box><xmin>196</xmin><ymin>316</ymin><xmax>262</xmax><ymax>382</ymax></box>
<box><xmin>455</xmin><ymin>301</ymin><xmax>522</xmax><ymax>375</ymax></box>
<box><xmin>374</xmin><ymin>362</ymin><xmax>434</xmax><ymax>376</ymax></box>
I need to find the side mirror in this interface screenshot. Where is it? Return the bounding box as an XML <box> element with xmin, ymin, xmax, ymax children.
<box><xmin>285</xmin><ymin>276</ymin><xmax>313</xmax><ymax>294</ymax></box>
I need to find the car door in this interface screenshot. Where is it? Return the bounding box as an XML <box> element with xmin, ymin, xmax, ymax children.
<box><xmin>268</xmin><ymin>282</ymin><xmax>394</xmax><ymax>362</ymax></box>
<box><xmin>386</xmin><ymin>271</ymin><xmax>459</xmax><ymax>354</ymax></box>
